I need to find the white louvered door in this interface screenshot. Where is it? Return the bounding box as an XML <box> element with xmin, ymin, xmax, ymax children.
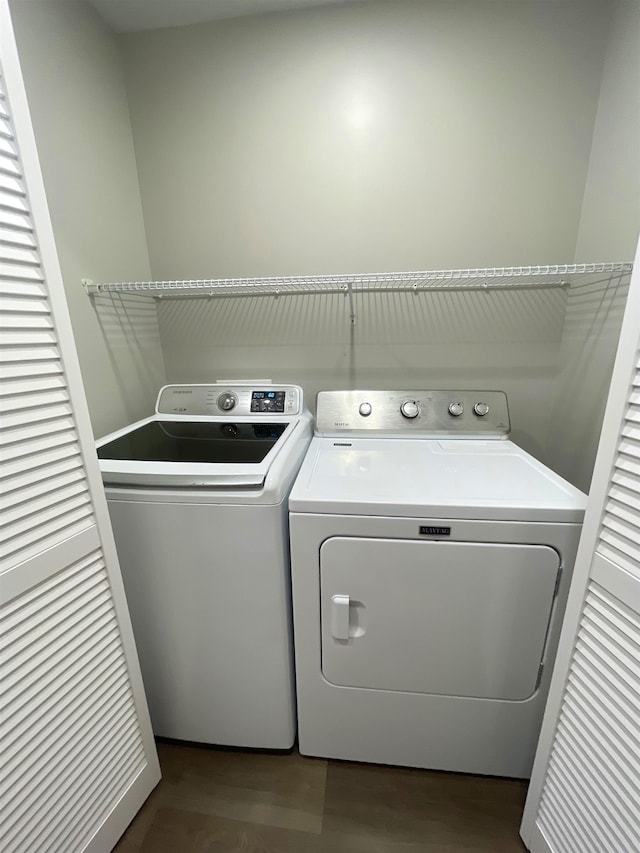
<box><xmin>0</xmin><ymin>5</ymin><xmax>160</xmax><ymax>852</ymax></box>
<box><xmin>520</xmin><ymin>239</ymin><xmax>640</xmax><ymax>853</ymax></box>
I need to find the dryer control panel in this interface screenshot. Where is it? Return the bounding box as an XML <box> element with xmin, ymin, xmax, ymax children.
<box><xmin>315</xmin><ymin>390</ymin><xmax>510</xmax><ymax>437</ymax></box>
<box><xmin>156</xmin><ymin>384</ymin><xmax>303</xmax><ymax>417</ymax></box>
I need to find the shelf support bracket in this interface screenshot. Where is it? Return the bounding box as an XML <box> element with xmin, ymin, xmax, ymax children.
<box><xmin>346</xmin><ymin>283</ymin><xmax>356</xmax><ymax>326</ymax></box>
<box><xmin>82</xmin><ymin>279</ymin><xmax>100</xmax><ymax>296</ymax></box>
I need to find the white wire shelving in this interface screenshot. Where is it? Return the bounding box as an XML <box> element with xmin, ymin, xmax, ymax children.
<box><xmin>82</xmin><ymin>262</ymin><xmax>632</xmax><ymax>300</ymax></box>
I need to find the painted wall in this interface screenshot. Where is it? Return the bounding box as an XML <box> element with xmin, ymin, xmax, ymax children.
<box><xmin>120</xmin><ymin>0</ymin><xmax>611</xmax><ymax>462</ymax></box>
<box><xmin>547</xmin><ymin>0</ymin><xmax>640</xmax><ymax>493</ymax></box>
<box><xmin>121</xmin><ymin>0</ymin><xmax>609</xmax><ymax>277</ymax></box>
<box><xmin>574</xmin><ymin>0</ymin><xmax>640</xmax><ymax>264</ymax></box>
<box><xmin>8</xmin><ymin>0</ymin><xmax>166</xmax><ymax>439</ymax></box>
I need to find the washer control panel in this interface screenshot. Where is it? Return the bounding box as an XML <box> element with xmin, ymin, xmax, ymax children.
<box><xmin>315</xmin><ymin>390</ymin><xmax>510</xmax><ymax>436</ymax></box>
<box><xmin>250</xmin><ymin>390</ymin><xmax>287</xmax><ymax>413</ymax></box>
<box><xmin>156</xmin><ymin>384</ymin><xmax>302</xmax><ymax>417</ymax></box>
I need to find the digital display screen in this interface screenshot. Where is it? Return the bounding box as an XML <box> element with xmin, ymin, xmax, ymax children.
<box><xmin>251</xmin><ymin>390</ymin><xmax>286</xmax><ymax>412</ymax></box>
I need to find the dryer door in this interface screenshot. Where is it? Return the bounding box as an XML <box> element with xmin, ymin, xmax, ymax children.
<box><xmin>320</xmin><ymin>537</ymin><xmax>560</xmax><ymax>701</ymax></box>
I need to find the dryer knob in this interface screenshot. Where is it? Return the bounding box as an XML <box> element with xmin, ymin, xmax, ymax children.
<box><xmin>400</xmin><ymin>400</ymin><xmax>419</xmax><ymax>419</ymax></box>
<box><xmin>448</xmin><ymin>402</ymin><xmax>464</xmax><ymax>417</ymax></box>
<box><xmin>359</xmin><ymin>402</ymin><xmax>372</xmax><ymax>417</ymax></box>
<box><xmin>217</xmin><ymin>392</ymin><xmax>237</xmax><ymax>411</ymax></box>
<box><xmin>473</xmin><ymin>402</ymin><xmax>490</xmax><ymax>417</ymax></box>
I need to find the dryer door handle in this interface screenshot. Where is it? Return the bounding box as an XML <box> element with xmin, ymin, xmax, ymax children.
<box><xmin>331</xmin><ymin>594</ymin><xmax>350</xmax><ymax>640</ymax></box>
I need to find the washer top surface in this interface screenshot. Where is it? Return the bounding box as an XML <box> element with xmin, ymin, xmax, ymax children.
<box><xmin>289</xmin><ymin>390</ymin><xmax>586</xmax><ymax>522</ymax></box>
<box><xmin>97</xmin><ymin>382</ymin><xmax>311</xmax><ymax>491</ymax></box>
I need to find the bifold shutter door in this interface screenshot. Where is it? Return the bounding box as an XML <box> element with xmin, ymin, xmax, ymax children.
<box><xmin>0</xmin><ymin>13</ymin><xmax>159</xmax><ymax>852</ymax></box>
<box><xmin>0</xmin><ymin>85</ymin><xmax>94</xmax><ymax>570</ymax></box>
<box><xmin>536</xmin><ymin>576</ymin><xmax>640</xmax><ymax>852</ymax></box>
<box><xmin>534</xmin><ymin>355</ymin><xmax>640</xmax><ymax>852</ymax></box>
<box><xmin>599</xmin><ymin>352</ymin><xmax>640</xmax><ymax>581</ymax></box>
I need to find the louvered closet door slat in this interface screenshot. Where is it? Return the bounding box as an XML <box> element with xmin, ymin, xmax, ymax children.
<box><xmin>0</xmin><ymin>227</ymin><xmax>36</xmax><ymax>248</ymax></box>
<box><xmin>0</xmin><ymin>345</ymin><xmax>60</xmax><ymax>368</ymax></box>
<box><xmin>1</xmin><ymin>432</ymin><xmax>79</xmax><ymax>478</ymax></box>
<box><xmin>0</xmin><ymin>503</ymin><xmax>94</xmax><ymax>570</ymax></box>
<box><xmin>0</xmin><ymin>411</ymin><xmax>74</xmax><ymax>445</ymax></box>
<box><xmin>0</xmin><ymin>155</ymin><xmax>21</xmax><ymax>178</ymax></box>
<box><xmin>0</xmin><ymin>279</ymin><xmax>45</xmax><ymax>298</ymax></box>
<box><xmin>0</xmin><ymin>171</ymin><xmax>23</xmax><ymax>196</ymax></box>
<box><xmin>0</xmin><ymin>136</ymin><xmax>17</xmax><ymax>159</ymax></box>
<box><xmin>597</xmin><ymin>352</ymin><xmax>640</xmax><ymax>581</ymax></box>
<box><xmin>0</xmin><ymin>398</ymin><xmax>72</xmax><ymax>431</ymax></box>
<box><xmin>0</xmin><ymin>372</ymin><xmax>64</xmax><ymax>398</ymax></box>
<box><xmin>2</xmin><ymin>384</ymin><xmax>69</xmax><ymax>412</ymax></box>
<box><xmin>0</xmin><ymin>262</ymin><xmax>43</xmax><ymax>281</ymax></box>
<box><xmin>0</xmin><ymin>188</ymin><xmax>27</xmax><ymax>213</ymax></box>
<box><xmin>0</xmin><ymin>359</ymin><xmax>63</xmax><ymax>380</ymax></box>
<box><xmin>2</xmin><ymin>467</ymin><xmax>84</xmax><ymax>516</ymax></box>
<box><xmin>2</xmin><ymin>480</ymin><xmax>87</xmax><ymax>529</ymax></box>
<box><xmin>1</xmin><ymin>452</ymin><xmax>83</xmax><ymax>498</ymax></box>
<box><xmin>0</xmin><ymin>292</ymin><xmax>51</xmax><ymax>312</ymax></box>
<box><xmin>0</xmin><ymin>112</ymin><xmax>11</xmax><ymax>137</ymax></box>
<box><xmin>0</xmin><ymin>208</ymin><xmax>31</xmax><ymax>232</ymax></box>
<box><xmin>0</xmin><ymin>553</ymin><xmax>147</xmax><ymax>853</ymax></box>
<box><xmin>537</xmin><ymin>581</ymin><xmax>640</xmax><ymax>853</ymax></box>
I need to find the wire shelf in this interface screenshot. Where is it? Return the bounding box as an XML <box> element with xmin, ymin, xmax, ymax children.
<box><xmin>82</xmin><ymin>262</ymin><xmax>632</xmax><ymax>299</ymax></box>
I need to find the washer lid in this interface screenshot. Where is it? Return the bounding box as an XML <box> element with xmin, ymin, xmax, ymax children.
<box><xmin>289</xmin><ymin>437</ymin><xmax>587</xmax><ymax>522</ymax></box>
<box><xmin>97</xmin><ymin>416</ymin><xmax>306</xmax><ymax>488</ymax></box>
<box><xmin>97</xmin><ymin>421</ymin><xmax>287</xmax><ymax>465</ymax></box>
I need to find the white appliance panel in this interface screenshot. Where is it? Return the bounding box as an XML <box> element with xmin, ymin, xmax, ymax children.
<box><xmin>290</xmin><ymin>512</ymin><xmax>583</xmax><ymax>777</ymax></box>
<box><xmin>97</xmin><ymin>383</ymin><xmax>312</xmax><ymax>748</ymax></box>
<box><xmin>290</xmin><ymin>438</ymin><xmax>586</xmax><ymax>521</ymax></box>
<box><xmin>107</xmin><ymin>498</ymin><xmax>295</xmax><ymax>748</ymax></box>
<box><xmin>320</xmin><ymin>537</ymin><xmax>560</xmax><ymax>700</ymax></box>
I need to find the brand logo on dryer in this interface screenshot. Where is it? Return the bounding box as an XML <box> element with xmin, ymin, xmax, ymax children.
<box><xmin>419</xmin><ymin>526</ymin><xmax>451</xmax><ymax>536</ymax></box>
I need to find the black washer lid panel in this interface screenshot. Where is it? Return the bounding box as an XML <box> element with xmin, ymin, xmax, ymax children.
<box><xmin>97</xmin><ymin>421</ymin><xmax>287</xmax><ymax>464</ymax></box>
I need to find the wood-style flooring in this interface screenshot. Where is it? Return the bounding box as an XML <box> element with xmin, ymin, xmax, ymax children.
<box><xmin>115</xmin><ymin>741</ymin><xmax>528</xmax><ymax>852</ymax></box>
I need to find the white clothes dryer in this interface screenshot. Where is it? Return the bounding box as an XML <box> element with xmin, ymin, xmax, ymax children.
<box><xmin>289</xmin><ymin>390</ymin><xmax>586</xmax><ymax>777</ymax></box>
<box><xmin>97</xmin><ymin>382</ymin><xmax>312</xmax><ymax>749</ymax></box>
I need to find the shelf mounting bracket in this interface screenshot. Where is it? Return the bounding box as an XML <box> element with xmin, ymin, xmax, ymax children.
<box><xmin>345</xmin><ymin>283</ymin><xmax>356</xmax><ymax>326</ymax></box>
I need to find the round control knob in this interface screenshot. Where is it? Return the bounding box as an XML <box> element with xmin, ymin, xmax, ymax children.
<box><xmin>400</xmin><ymin>400</ymin><xmax>419</xmax><ymax>419</ymax></box>
<box><xmin>448</xmin><ymin>402</ymin><xmax>464</xmax><ymax>417</ymax></box>
<box><xmin>217</xmin><ymin>392</ymin><xmax>237</xmax><ymax>412</ymax></box>
<box><xmin>359</xmin><ymin>402</ymin><xmax>372</xmax><ymax>417</ymax></box>
<box><xmin>473</xmin><ymin>402</ymin><xmax>490</xmax><ymax>417</ymax></box>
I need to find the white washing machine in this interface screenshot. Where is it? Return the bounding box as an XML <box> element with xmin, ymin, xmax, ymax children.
<box><xmin>97</xmin><ymin>382</ymin><xmax>312</xmax><ymax>749</ymax></box>
<box><xmin>289</xmin><ymin>390</ymin><xmax>587</xmax><ymax>777</ymax></box>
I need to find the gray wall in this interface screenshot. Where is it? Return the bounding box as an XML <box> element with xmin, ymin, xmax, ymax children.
<box><xmin>8</xmin><ymin>0</ymin><xmax>166</xmax><ymax>439</ymax></box>
<box><xmin>574</xmin><ymin>0</ymin><xmax>640</xmax><ymax>264</ymax></box>
<box><xmin>121</xmin><ymin>0</ymin><xmax>609</xmax><ymax>277</ymax></box>
<box><xmin>120</xmin><ymin>0</ymin><xmax>611</xmax><ymax>463</ymax></box>
<box><xmin>547</xmin><ymin>0</ymin><xmax>640</xmax><ymax>493</ymax></box>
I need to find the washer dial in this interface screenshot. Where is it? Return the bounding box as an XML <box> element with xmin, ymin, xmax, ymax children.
<box><xmin>400</xmin><ymin>400</ymin><xmax>419</xmax><ymax>419</ymax></box>
<box><xmin>217</xmin><ymin>392</ymin><xmax>237</xmax><ymax>412</ymax></box>
<box><xmin>448</xmin><ymin>402</ymin><xmax>464</xmax><ymax>417</ymax></box>
<box><xmin>359</xmin><ymin>402</ymin><xmax>372</xmax><ymax>417</ymax></box>
<box><xmin>473</xmin><ymin>402</ymin><xmax>490</xmax><ymax>417</ymax></box>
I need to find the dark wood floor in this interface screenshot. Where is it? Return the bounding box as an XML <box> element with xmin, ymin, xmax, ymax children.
<box><xmin>115</xmin><ymin>741</ymin><xmax>528</xmax><ymax>852</ymax></box>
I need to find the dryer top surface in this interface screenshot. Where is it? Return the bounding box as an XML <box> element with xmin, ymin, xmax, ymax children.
<box><xmin>289</xmin><ymin>438</ymin><xmax>586</xmax><ymax>522</ymax></box>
